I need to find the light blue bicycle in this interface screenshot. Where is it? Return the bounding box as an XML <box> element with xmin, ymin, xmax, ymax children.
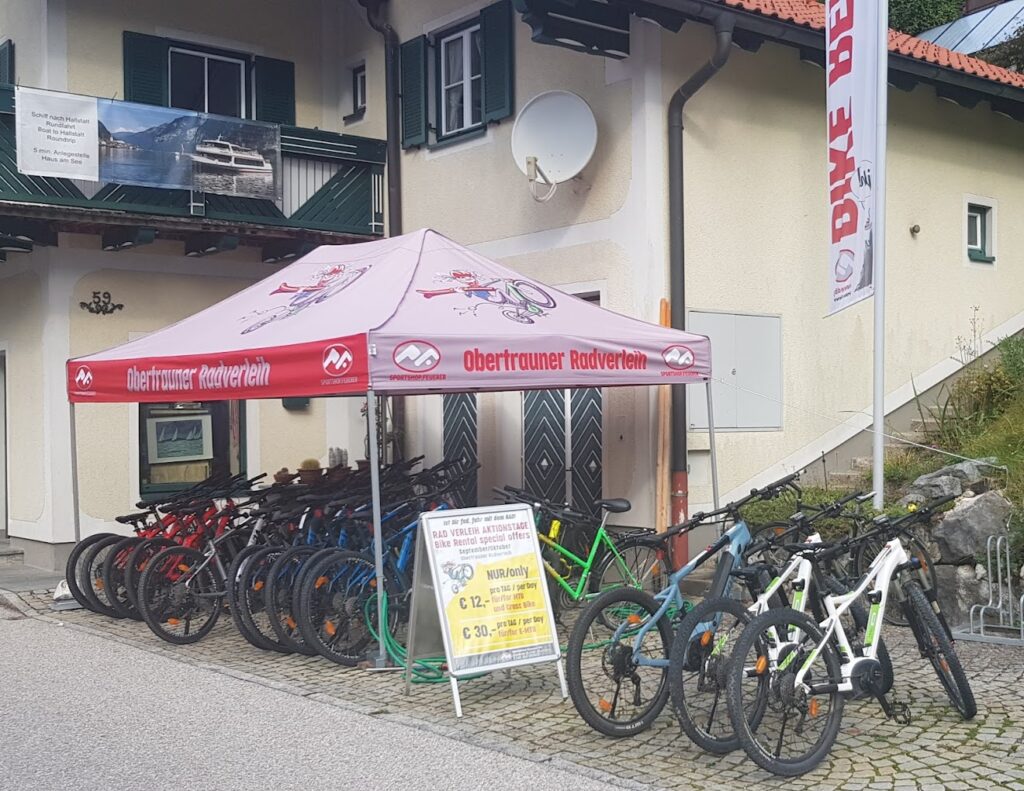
<box><xmin>564</xmin><ymin>474</ymin><xmax>800</xmax><ymax>737</ymax></box>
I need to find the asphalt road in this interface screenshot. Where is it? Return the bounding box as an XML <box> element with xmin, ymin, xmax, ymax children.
<box><xmin>0</xmin><ymin>617</ymin><xmax>616</xmax><ymax>791</ymax></box>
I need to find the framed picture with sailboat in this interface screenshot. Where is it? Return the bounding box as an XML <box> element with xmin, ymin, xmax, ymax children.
<box><xmin>145</xmin><ymin>415</ymin><xmax>214</xmax><ymax>465</ymax></box>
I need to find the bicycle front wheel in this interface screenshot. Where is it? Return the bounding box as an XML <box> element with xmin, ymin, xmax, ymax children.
<box><xmin>903</xmin><ymin>581</ymin><xmax>977</xmax><ymax>719</ymax></box>
<box><xmin>591</xmin><ymin>539</ymin><xmax>667</xmax><ymax>599</ymax></box>
<box><xmin>726</xmin><ymin>607</ymin><xmax>845</xmax><ymax>777</ymax></box>
<box><xmin>565</xmin><ymin>586</ymin><xmax>673</xmax><ymax>737</ymax></box>
<box><xmin>855</xmin><ymin>533</ymin><xmax>937</xmax><ymax>627</ymax></box>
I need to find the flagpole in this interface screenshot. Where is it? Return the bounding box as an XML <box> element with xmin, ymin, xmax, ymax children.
<box><xmin>872</xmin><ymin>1</ymin><xmax>889</xmax><ymax>511</ymax></box>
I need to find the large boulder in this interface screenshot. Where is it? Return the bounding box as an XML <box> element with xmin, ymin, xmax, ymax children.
<box><xmin>899</xmin><ymin>457</ymin><xmax>999</xmax><ymax>505</ymax></box>
<box><xmin>935</xmin><ymin>565</ymin><xmax>991</xmax><ymax>628</ymax></box>
<box><xmin>907</xmin><ymin>472</ymin><xmax>962</xmax><ymax>500</ymax></box>
<box><xmin>931</xmin><ymin>491</ymin><xmax>1012</xmax><ymax>564</ymax></box>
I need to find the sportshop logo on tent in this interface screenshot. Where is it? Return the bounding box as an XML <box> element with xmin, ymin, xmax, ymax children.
<box><xmin>393</xmin><ymin>341</ymin><xmax>441</xmax><ymax>372</ymax></box>
<box><xmin>322</xmin><ymin>344</ymin><xmax>354</xmax><ymax>377</ymax></box>
<box><xmin>74</xmin><ymin>366</ymin><xmax>94</xmax><ymax>389</ymax></box>
<box><xmin>826</xmin><ymin>0</ymin><xmax>878</xmax><ymax>315</ymax></box>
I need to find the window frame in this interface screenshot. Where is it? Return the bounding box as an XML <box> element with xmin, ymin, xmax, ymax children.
<box><xmin>964</xmin><ymin>196</ymin><xmax>996</xmax><ymax>265</ymax></box>
<box><xmin>435</xmin><ymin>21</ymin><xmax>483</xmax><ymax>140</ymax></box>
<box><xmin>353</xmin><ymin>64</ymin><xmax>367</xmax><ymax>113</ymax></box>
<box><xmin>167</xmin><ymin>44</ymin><xmax>248</xmax><ymax>118</ymax></box>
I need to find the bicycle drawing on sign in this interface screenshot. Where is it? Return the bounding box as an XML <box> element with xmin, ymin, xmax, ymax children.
<box><xmin>442</xmin><ymin>561</ymin><xmax>474</xmax><ymax>594</ymax></box>
<box><xmin>418</xmin><ymin>271</ymin><xmax>556</xmax><ymax>324</ymax></box>
<box><xmin>239</xmin><ymin>263</ymin><xmax>369</xmax><ymax>334</ymax></box>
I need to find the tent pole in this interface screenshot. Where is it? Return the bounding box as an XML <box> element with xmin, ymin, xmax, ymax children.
<box><xmin>366</xmin><ymin>389</ymin><xmax>388</xmax><ymax>667</ymax></box>
<box><xmin>69</xmin><ymin>402</ymin><xmax>81</xmax><ymax>543</ymax></box>
<box><xmin>705</xmin><ymin>380</ymin><xmax>720</xmax><ymax>518</ymax></box>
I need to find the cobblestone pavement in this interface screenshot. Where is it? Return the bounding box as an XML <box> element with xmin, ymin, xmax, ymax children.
<box><xmin>6</xmin><ymin>589</ymin><xmax>1023</xmax><ymax>791</ymax></box>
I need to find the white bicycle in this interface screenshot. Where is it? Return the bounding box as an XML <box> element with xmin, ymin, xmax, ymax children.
<box><xmin>723</xmin><ymin>496</ymin><xmax>976</xmax><ymax>776</ymax></box>
<box><xmin>668</xmin><ymin>492</ymin><xmax>891</xmax><ymax>755</ymax></box>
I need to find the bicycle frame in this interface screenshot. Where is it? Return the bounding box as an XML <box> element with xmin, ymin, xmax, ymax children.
<box><xmin>537</xmin><ymin>509</ymin><xmax>636</xmax><ymax>600</ymax></box>
<box><xmin>611</xmin><ymin>519</ymin><xmax>753</xmax><ymax>669</ymax></box>
<box><xmin>790</xmin><ymin>538</ymin><xmax>910</xmax><ymax>693</ymax></box>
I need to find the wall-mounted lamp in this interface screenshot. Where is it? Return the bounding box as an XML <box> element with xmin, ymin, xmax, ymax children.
<box><xmin>185</xmin><ymin>233</ymin><xmax>239</xmax><ymax>257</ymax></box>
<box><xmin>102</xmin><ymin>227</ymin><xmax>157</xmax><ymax>251</ymax></box>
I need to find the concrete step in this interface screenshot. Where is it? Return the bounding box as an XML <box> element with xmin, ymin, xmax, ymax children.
<box><xmin>0</xmin><ymin>540</ymin><xmax>24</xmax><ymax>566</ymax></box>
<box><xmin>886</xmin><ymin>431</ymin><xmax>928</xmax><ymax>447</ymax></box>
<box><xmin>850</xmin><ymin>456</ymin><xmax>873</xmax><ymax>471</ymax></box>
<box><xmin>677</xmin><ymin>565</ymin><xmax>716</xmax><ymax>598</ymax></box>
<box><xmin>910</xmin><ymin>417</ymin><xmax>940</xmax><ymax>434</ymax></box>
<box><xmin>827</xmin><ymin>470</ymin><xmax>868</xmax><ymax>488</ymax></box>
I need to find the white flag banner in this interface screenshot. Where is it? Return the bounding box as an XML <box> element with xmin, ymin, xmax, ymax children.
<box><xmin>826</xmin><ymin>0</ymin><xmax>880</xmax><ymax>315</ymax></box>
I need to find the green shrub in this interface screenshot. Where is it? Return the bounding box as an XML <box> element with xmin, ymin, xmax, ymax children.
<box><xmin>738</xmin><ymin>486</ymin><xmax>908</xmax><ymax>541</ymax></box>
<box><xmin>889</xmin><ymin>0</ymin><xmax>963</xmax><ymax>36</ymax></box>
<box><xmin>997</xmin><ymin>333</ymin><xmax>1024</xmax><ymax>388</ymax></box>
<box><xmin>883</xmin><ymin>448</ymin><xmax>938</xmax><ymax>487</ymax></box>
<box><xmin>934</xmin><ymin>363</ymin><xmax>1016</xmax><ymax>451</ymax></box>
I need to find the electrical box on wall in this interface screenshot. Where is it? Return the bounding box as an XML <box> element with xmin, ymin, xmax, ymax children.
<box><xmin>282</xmin><ymin>397</ymin><xmax>310</xmax><ymax>411</ymax></box>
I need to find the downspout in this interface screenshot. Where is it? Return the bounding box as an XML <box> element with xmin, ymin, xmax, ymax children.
<box><xmin>668</xmin><ymin>13</ymin><xmax>734</xmax><ymax>550</ymax></box>
<box><xmin>360</xmin><ymin>0</ymin><xmax>402</xmax><ymax>235</ymax></box>
<box><xmin>360</xmin><ymin>0</ymin><xmax>405</xmax><ymax>460</ymax></box>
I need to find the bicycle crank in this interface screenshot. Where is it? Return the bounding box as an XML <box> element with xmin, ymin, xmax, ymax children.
<box><xmin>877</xmin><ymin>692</ymin><xmax>912</xmax><ymax>726</ymax></box>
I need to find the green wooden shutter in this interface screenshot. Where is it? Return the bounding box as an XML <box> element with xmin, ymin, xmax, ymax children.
<box><xmin>0</xmin><ymin>40</ymin><xmax>15</xmax><ymax>86</ymax></box>
<box><xmin>400</xmin><ymin>36</ymin><xmax>428</xmax><ymax>149</ymax></box>
<box><xmin>481</xmin><ymin>0</ymin><xmax>514</xmax><ymax>124</ymax></box>
<box><xmin>123</xmin><ymin>32</ymin><xmax>169</xmax><ymax>106</ymax></box>
<box><xmin>254</xmin><ymin>56</ymin><xmax>295</xmax><ymax>125</ymax></box>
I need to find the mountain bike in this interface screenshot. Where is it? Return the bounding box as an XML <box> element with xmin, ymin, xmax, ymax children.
<box><xmin>724</xmin><ymin>495</ymin><xmax>975</xmax><ymax>777</ymax></box>
<box><xmin>668</xmin><ymin>491</ymin><xmax>892</xmax><ymax>754</ymax></box>
<box><xmin>564</xmin><ymin>473</ymin><xmax>800</xmax><ymax>737</ymax></box>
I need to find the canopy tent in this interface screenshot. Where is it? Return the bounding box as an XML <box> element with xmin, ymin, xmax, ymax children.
<box><xmin>65</xmin><ymin>228</ymin><xmax>718</xmax><ymax>664</ymax></box>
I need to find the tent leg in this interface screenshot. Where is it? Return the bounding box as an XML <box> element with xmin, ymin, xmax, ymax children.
<box><xmin>705</xmin><ymin>380</ymin><xmax>720</xmax><ymax>517</ymax></box>
<box><xmin>366</xmin><ymin>390</ymin><xmax>388</xmax><ymax>668</ymax></box>
<box><xmin>70</xmin><ymin>402</ymin><xmax>81</xmax><ymax>543</ymax></box>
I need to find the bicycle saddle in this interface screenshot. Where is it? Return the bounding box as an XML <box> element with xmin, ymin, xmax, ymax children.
<box><xmin>596</xmin><ymin>498</ymin><xmax>631</xmax><ymax>514</ymax></box>
<box><xmin>115</xmin><ymin>511</ymin><xmax>151</xmax><ymax>525</ymax></box>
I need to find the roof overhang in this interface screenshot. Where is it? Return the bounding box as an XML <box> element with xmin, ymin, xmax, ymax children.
<box><xmin>514</xmin><ymin>0</ymin><xmax>1024</xmax><ymax>120</ymax></box>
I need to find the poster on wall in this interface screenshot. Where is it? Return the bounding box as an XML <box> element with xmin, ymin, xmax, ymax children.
<box><xmin>15</xmin><ymin>87</ymin><xmax>99</xmax><ymax>180</ymax></box>
<box><xmin>17</xmin><ymin>87</ymin><xmax>280</xmax><ymax>200</ymax></box>
<box><xmin>825</xmin><ymin>0</ymin><xmax>879</xmax><ymax>315</ymax></box>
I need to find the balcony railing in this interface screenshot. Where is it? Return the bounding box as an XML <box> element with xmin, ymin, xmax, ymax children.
<box><xmin>0</xmin><ymin>86</ymin><xmax>385</xmax><ymax>238</ymax></box>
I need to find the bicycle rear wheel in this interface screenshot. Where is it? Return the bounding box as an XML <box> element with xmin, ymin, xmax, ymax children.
<box><xmin>265</xmin><ymin>546</ymin><xmax>320</xmax><ymax>655</ymax></box>
<box><xmin>903</xmin><ymin>581</ymin><xmax>976</xmax><ymax>719</ymax></box>
<box><xmin>226</xmin><ymin>545</ymin><xmax>290</xmax><ymax>653</ymax></box>
<box><xmin>139</xmin><ymin>546</ymin><xmax>223</xmax><ymax>645</ymax></box>
<box><xmin>124</xmin><ymin>538</ymin><xmax>175</xmax><ymax>614</ymax></box>
<box><xmin>565</xmin><ymin>586</ymin><xmax>673</xmax><ymax>737</ymax></box>
<box><xmin>591</xmin><ymin>539</ymin><xmax>667</xmax><ymax>599</ymax></box>
<box><xmin>236</xmin><ymin>546</ymin><xmax>292</xmax><ymax>652</ymax></box>
<box><xmin>726</xmin><ymin>607</ymin><xmax>845</xmax><ymax>777</ymax></box>
<box><xmin>101</xmin><ymin>537</ymin><xmax>144</xmax><ymax>620</ymax></box>
<box><xmin>669</xmin><ymin>596</ymin><xmax>759</xmax><ymax>754</ymax></box>
<box><xmin>65</xmin><ymin>532</ymin><xmax>116</xmax><ymax>611</ymax></box>
<box><xmin>81</xmin><ymin>535</ymin><xmax>127</xmax><ymax>619</ymax></box>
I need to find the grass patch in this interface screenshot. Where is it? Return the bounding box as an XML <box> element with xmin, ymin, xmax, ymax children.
<box><xmin>739</xmin><ymin>486</ymin><xmax>904</xmax><ymax>541</ymax></box>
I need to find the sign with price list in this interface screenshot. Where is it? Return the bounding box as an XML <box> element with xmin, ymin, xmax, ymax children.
<box><xmin>405</xmin><ymin>503</ymin><xmax>565</xmax><ymax>716</ymax></box>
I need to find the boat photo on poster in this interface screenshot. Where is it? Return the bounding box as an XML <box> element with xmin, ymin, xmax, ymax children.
<box><xmin>96</xmin><ymin>99</ymin><xmax>280</xmax><ymax>199</ymax></box>
<box><xmin>145</xmin><ymin>415</ymin><xmax>214</xmax><ymax>465</ymax></box>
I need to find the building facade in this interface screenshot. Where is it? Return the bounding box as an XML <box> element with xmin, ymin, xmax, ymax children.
<box><xmin>4</xmin><ymin>0</ymin><xmax>1024</xmax><ymax>568</ymax></box>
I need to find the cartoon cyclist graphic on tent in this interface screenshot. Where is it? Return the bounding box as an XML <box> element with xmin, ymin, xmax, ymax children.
<box><xmin>239</xmin><ymin>263</ymin><xmax>369</xmax><ymax>334</ymax></box>
<box><xmin>418</xmin><ymin>270</ymin><xmax>557</xmax><ymax>325</ymax></box>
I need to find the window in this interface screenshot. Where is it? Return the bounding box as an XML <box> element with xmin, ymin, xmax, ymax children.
<box><xmin>687</xmin><ymin>311</ymin><xmax>782</xmax><ymax>430</ymax></box>
<box><xmin>169</xmin><ymin>47</ymin><xmax>245</xmax><ymax>118</ymax></box>
<box><xmin>139</xmin><ymin>401</ymin><xmax>244</xmax><ymax>499</ymax></box>
<box><xmin>439</xmin><ymin>25</ymin><xmax>482</xmax><ymax>136</ymax></box>
<box><xmin>353</xmin><ymin>64</ymin><xmax>367</xmax><ymax>113</ymax></box>
<box><xmin>399</xmin><ymin>0</ymin><xmax>514</xmax><ymax>149</ymax></box>
<box><xmin>967</xmin><ymin>202</ymin><xmax>995</xmax><ymax>263</ymax></box>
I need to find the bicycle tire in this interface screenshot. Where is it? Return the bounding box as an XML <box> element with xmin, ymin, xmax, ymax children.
<box><xmin>101</xmin><ymin>537</ymin><xmax>144</xmax><ymax>620</ymax></box>
<box><xmin>64</xmin><ymin>532</ymin><xmax>116</xmax><ymax>611</ymax></box>
<box><xmin>226</xmin><ymin>545</ymin><xmax>289</xmax><ymax>653</ymax></box>
<box><xmin>235</xmin><ymin>546</ymin><xmax>292</xmax><ymax>652</ymax></box>
<box><xmin>124</xmin><ymin>538</ymin><xmax>176</xmax><ymax>614</ymax></box>
<box><xmin>80</xmin><ymin>535</ymin><xmax>127</xmax><ymax>619</ymax></box>
<box><xmin>265</xmin><ymin>546</ymin><xmax>320</xmax><ymax>655</ymax></box>
<box><xmin>669</xmin><ymin>596</ymin><xmax>759</xmax><ymax>754</ymax></box>
<box><xmin>854</xmin><ymin>533</ymin><xmax>937</xmax><ymax>627</ymax></box>
<box><xmin>565</xmin><ymin>586</ymin><xmax>673</xmax><ymax>737</ymax></box>
<box><xmin>139</xmin><ymin>546</ymin><xmax>224</xmax><ymax>645</ymax></box>
<box><xmin>591</xmin><ymin>538</ymin><xmax>667</xmax><ymax>599</ymax></box>
<box><xmin>903</xmin><ymin>581</ymin><xmax>977</xmax><ymax>719</ymax></box>
<box><xmin>725</xmin><ymin>607</ymin><xmax>845</xmax><ymax>777</ymax></box>
<box><xmin>296</xmin><ymin>549</ymin><xmax>385</xmax><ymax>666</ymax></box>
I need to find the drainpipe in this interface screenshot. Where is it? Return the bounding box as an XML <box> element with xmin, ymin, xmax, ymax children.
<box><xmin>360</xmin><ymin>0</ymin><xmax>405</xmax><ymax>459</ymax></box>
<box><xmin>668</xmin><ymin>13</ymin><xmax>734</xmax><ymax>557</ymax></box>
<box><xmin>360</xmin><ymin>0</ymin><xmax>402</xmax><ymax>235</ymax></box>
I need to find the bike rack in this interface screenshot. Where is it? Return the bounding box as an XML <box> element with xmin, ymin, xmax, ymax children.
<box><xmin>953</xmin><ymin>530</ymin><xmax>1024</xmax><ymax>647</ymax></box>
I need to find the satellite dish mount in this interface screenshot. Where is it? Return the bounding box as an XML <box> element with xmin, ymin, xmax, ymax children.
<box><xmin>511</xmin><ymin>91</ymin><xmax>598</xmax><ymax>205</ymax></box>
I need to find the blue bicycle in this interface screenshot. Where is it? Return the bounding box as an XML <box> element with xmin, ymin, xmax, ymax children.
<box><xmin>564</xmin><ymin>474</ymin><xmax>799</xmax><ymax>737</ymax></box>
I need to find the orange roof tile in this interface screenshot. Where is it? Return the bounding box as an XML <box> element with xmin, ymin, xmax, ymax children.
<box><xmin>718</xmin><ymin>0</ymin><xmax>1024</xmax><ymax>90</ymax></box>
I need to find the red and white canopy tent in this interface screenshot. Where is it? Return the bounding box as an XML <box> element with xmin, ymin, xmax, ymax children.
<box><xmin>66</xmin><ymin>228</ymin><xmax>718</xmax><ymax>660</ymax></box>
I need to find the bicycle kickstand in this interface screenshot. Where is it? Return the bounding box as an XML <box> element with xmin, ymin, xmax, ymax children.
<box><xmin>876</xmin><ymin>692</ymin><xmax>912</xmax><ymax>726</ymax></box>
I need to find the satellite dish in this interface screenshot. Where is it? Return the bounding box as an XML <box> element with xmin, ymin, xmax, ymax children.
<box><xmin>511</xmin><ymin>91</ymin><xmax>597</xmax><ymax>202</ymax></box>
